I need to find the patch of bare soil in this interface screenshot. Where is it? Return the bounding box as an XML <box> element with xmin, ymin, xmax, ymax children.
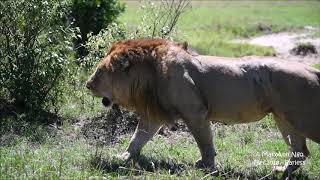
<box><xmin>234</xmin><ymin>27</ymin><xmax>320</xmax><ymax>65</ymax></box>
<box><xmin>75</xmin><ymin>104</ymin><xmax>189</xmax><ymax>145</ymax></box>
<box><xmin>75</xmin><ymin>105</ymin><xmax>139</xmax><ymax>145</ymax></box>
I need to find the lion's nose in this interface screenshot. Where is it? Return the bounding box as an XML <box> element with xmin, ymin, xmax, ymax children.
<box><xmin>85</xmin><ymin>81</ymin><xmax>92</xmax><ymax>90</ymax></box>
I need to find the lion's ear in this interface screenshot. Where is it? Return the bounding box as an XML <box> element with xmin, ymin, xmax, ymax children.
<box><xmin>182</xmin><ymin>41</ymin><xmax>188</xmax><ymax>50</ymax></box>
<box><xmin>178</xmin><ymin>41</ymin><xmax>188</xmax><ymax>50</ymax></box>
<box><xmin>110</xmin><ymin>54</ymin><xmax>130</xmax><ymax>72</ymax></box>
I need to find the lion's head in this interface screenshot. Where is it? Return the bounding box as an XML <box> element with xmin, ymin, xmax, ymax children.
<box><xmin>86</xmin><ymin>38</ymin><xmax>188</xmax><ymax>118</ymax></box>
<box><xmin>85</xmin><ymin>61</ymin><xmax>114</xmax><ymax>106</ymax></box>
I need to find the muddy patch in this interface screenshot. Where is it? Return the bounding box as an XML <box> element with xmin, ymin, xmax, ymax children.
<box><xmin>234</xmin><ymin>27</ymin><xmax>320</xmax><ymax>65</ymax></box>
<box><xmin>75</xmin><ymin>104</ymin><xmax>189</xmax><ymax>145</ymax></box>
<box><xmin>74</xmin><ymin>105</ymin><xmax>139</xmax><ymax>145</ymax></box>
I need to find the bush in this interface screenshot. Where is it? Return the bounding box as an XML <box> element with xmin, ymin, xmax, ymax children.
<box><xmin>0</xmin><ymin>0</ymin><xmax>75</xmax><ymax>118</ymax></box>
<box><xmin>83</xmin><ymin>23</ymin><xmax>127</xmax><ymax>68</ymax></box>
<box><xmin>136</xmin><ymin>0</ymin><xmax>190</xmax><ymax>38</ymax></box>
<box><xmin>83</xmin><ymin>0</ymin><xmax>190</xmax><ymax>70</ymax></box>
<box><xmin>291</xmin><ymin>43</ymin><xmax>317</xmax><ymax>56</ymax></box>
<box><xmin>70</xmin><ymin>0</ymin><xmax>125</xmax><ymax>57</ymax></box>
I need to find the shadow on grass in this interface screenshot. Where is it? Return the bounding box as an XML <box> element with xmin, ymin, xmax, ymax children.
<box><xmin>0</xmin><ymin>98</ymin><xmax>62</xmax><ymax>146</ymax></box>
<box><xmin>90</xmin><ymin>155</ymin><xmax>313</xmax><ymax>179</ymax></box>
<box><xmin>217</xmin><ymin>165</ymin><xmax>312</xmax><ymax>180</ymax></box>
<box><xmin>90</xmin><ymin>155</ymin><xmax>189</xmax><ymax>176</ymax></box>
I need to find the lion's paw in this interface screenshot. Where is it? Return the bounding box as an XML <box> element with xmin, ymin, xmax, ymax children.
<box><xmin>273</xmin><ymin>165</ymin><xmax>286</xmax><ymax>172</ymax></box>
<box><xmin>195</xmin><ymin>159</ymin><xmax>213</xmax><ymax>168</ymax></box>
<box><xmin>195</xmin><ymin>159</ymin><xmax>219</xmax><ymax>176</ymax></box>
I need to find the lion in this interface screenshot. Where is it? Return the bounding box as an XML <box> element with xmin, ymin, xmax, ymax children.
<box><xmin>86</xmin><ymin>38</ymin><xmax>320</xmax><ymax>177</ymax></box>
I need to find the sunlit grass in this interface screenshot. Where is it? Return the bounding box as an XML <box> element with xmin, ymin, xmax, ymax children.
<box><xmin>120</xmin><ymin>0</ymin><xmax>320</xmax><ymax>57</ymax></box>
<box><xmin>1</xmin><ymin>1</ymin><xmax>320</xmax><ymax>179</ymax></box>
<box><xmin>1</xmin><ymin>115</ymin><xmax>320</xmax><ymax>179</ymax></box>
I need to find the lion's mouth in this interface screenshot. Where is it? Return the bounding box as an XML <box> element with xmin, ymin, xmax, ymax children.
<box><xmin>102</xmin><ymin>97</ymin><xmax>112</xmax><ymax>107</ymax></box>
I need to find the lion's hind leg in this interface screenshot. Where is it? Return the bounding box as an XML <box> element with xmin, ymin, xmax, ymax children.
<box><xmin>273</xmin><ymin>118</ymin><xmax>310</xmax><ymax>178</ymax></box>
<box><xmin>182</xmin><ymin>111</ymin><xmax>217</xmax><ymax>171</ymax></box>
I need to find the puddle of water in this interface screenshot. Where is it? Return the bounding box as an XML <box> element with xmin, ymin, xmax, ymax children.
<box><xmin>233</xmin><ymin>27</ymin><xmax>320</xmax><ymax>65</ymax></box>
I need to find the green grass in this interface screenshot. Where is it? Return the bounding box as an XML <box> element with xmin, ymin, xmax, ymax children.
<box><xmin>2</xmin><ymin>1</ymin><xmax>320</xmax><ymax>179</ymax></box>
<box><xmin>313</xmin><ymin>64</ymin><xmax>320</xmax><ymax>69</ymax></box>
<box><xmin>120</xmin><ymin>0</ymin><xmax>320</xmax><ymax>57</ymax></box>
<box><xmin>313</xmin><ymin>30</ymin><xmax>320</xmax><ymax>37</ymax></box>
<box><xmin>1</xmin><ymin>117</ymin><xmax>320</xmax><ymax>179</ymax></box>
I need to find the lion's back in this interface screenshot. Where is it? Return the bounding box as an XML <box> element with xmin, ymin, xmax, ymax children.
<box><xmin>184</xmin><ymin>55</ymin><xmax>320</xmax><ymax>126</ymax></box>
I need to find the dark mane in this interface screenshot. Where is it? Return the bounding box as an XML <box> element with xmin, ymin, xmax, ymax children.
<box><xmin>106</xmin><ymin>38</ymin><xmax>175</xmax><ymax>72</ymax></box>
<box><xmin>107</xmin><ymin>38</ymin><xmax>170</xmax><ymax>55</ymax></box>
<box><xmin>106</xmin><ymin>39</ymin><xmax>175</xmax><ymax>124</ymax></box>
<box><xmin>103</xmin><ymin>39</ymin><xmax>190</xmax><ymax>125</ymax></box>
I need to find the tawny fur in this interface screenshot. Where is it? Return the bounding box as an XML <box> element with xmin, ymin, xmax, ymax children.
<box><xmin>86</xmin><ymin>39</ymin><xmax>320</xmax><ymax>177</ymax></box>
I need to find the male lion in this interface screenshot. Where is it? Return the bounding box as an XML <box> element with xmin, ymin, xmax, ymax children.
<box><xmin>86</xmin><ymin>39</ymin><xmax>320</xmax><ymax>177</ymax></box>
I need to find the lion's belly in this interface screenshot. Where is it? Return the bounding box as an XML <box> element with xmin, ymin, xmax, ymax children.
<box><xmin>208</xmin><ymin>106</ymin><xmax>268</xmax><ymax>125</ymax></box>
<box><xmin>199</xmin><ymin>73</ymin><xmax>271</xmax><ymax>125</ymax></box>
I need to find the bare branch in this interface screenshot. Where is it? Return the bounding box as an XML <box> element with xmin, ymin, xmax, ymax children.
<box><xmin>142</xmin><ymin>0</ymin><xmax>191</xmax><ymax>38</ymax></box>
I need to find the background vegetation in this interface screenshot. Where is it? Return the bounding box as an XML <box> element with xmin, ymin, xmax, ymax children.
<box><xmin>1</xmin><ymin>0</ymin><xmax>320</xmax><ymax>179</ymax></box>
<box><xmin>71</xmin><ymin>0</ymin><xmax>125</xmax><ymax>57</ymax></box>
<box><xmin>0</xmin><ymin>0</ymin><xmax>74</xmax><ymax>117</ymax></box>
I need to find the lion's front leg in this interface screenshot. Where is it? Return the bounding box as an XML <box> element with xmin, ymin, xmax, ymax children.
<box><xmin>118</xmin><ymin>120</ymin><xmax>162</xmax><ymax>162</ymax></box>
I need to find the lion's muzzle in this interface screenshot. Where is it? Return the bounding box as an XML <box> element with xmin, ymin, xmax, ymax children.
<box><xmin>102</xmin><ymin>97</ymin><xmax>112</xmax><ymax>107</ymax></box>
<box><xmin>85</xmin><ymin>80</ymin><xmax>94</xmax><ymax>90</ymax></box>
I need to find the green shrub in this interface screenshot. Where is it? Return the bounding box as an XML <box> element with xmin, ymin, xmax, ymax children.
<box><xmin>0</xmin><ymin>0</ymin><xmax>75</xmax><ymax>118</ymax></box>
<box><xmin>83</xmin><ymin>23</ymin><xmax>127</xmax><ymax>68</ymax></box>
<box><xmin>291</xmin><ymin>42</ymin><xmax>317</xmax><ymax>56</ymax></box>
<box><xmin>83</xmin><ymin>0</ymin><xmax>190</xmax><ymax>70</ymax></box>
<box><xmin>136</xmin><ymin>0</ymin><xmax>190</xmax><ymax>39</ymax></box>
<box><xmin>70</xmin><ymin>0</ymin><xmax>125</xmax><ymax>57</ymax></box>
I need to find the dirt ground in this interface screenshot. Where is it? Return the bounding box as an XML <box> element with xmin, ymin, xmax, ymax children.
<box><xmin>234</xmin><ymin>27</ymin><xmax>320</xmax><ymax>65</ymax></box>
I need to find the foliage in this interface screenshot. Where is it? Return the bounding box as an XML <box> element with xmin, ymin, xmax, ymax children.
<box><xmin>313</xmin><ymin>64</ymin><xmax>320</xmax><ymax>70</ymax></box>
<box><xmin>70</xmin><ymin>0</ymin><xmax>125</xmax><ymax>57</ymax></box>
<box><xmin>83</xmin><ymin>0</ymin><xmax>190</xmax><ymax>70</ymax></box>
<box><xmin>291</xmin><ymin>43</ymin><xmax>317</xmax><ymax>56</ymax></box>
<box><xmin>135</xmin><ymin>0</ymin><xmax>190</xmax><ymax>39</ymax></box>
<box><xmin>82</xmin><ymin>23</ymin><xmax>126</xmax><ymax>68</ymax></box>
<box><xmin>0</xmin><ymin>0</ymin><xmax>75</xmax><ymax>117</ymax></box>
<box><xmin>1</xmin><ymin>1</ymin><xmax>320</xmax><ymax>179</ymax></box>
